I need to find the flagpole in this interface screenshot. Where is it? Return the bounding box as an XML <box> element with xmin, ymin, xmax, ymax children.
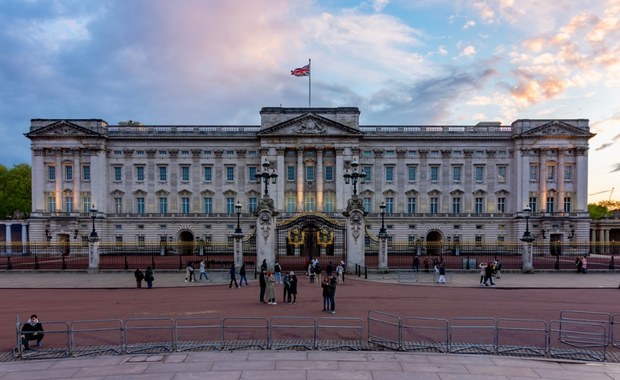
<box><xmin>308</xmin><ymin>58</ymin><xmax>311</xmax><ymax>108</ymax></box>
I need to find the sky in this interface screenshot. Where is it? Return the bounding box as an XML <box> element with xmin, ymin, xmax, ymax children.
<box><xmin>0</xmin><ymin>0</ymin><xmax>619</xmax><ymax>203</ymax></box>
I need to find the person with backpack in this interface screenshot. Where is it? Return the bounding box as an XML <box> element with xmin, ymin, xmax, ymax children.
<box><xmin>314</xmin><ymin>262</ymin><xmax>322</xmax><ymax>286</ymax></box>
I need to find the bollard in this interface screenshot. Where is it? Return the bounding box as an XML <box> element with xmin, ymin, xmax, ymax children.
<box><xmin>179</xmin><ymin>255</ymin><xmax>183</xmax><ymax>270</ymax></box>
<box><xmin>364</xmin><ymin>266</ymin><xmax>368</xmax><ymax>279</ymax></box>
<box><xmin>7</xmin><ymin>256</ymin><xmax>12</xmax><ymax>270</ymax></box>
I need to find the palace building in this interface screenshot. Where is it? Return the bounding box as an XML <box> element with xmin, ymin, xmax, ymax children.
<box><xmin>25</xmin><ymin>107</ymin><xmax>594</xmax><ymax>259</ymax></box>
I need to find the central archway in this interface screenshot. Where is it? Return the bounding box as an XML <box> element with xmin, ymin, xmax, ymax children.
<box><xmin>426</xmin><ymin>230</ymin><xmax>443</xmax><ymax>256</ymax></box>
<box><xmin>178</xmin><ymin>230</ymin><xmax>195</xmax><ymax>255</ymax></box>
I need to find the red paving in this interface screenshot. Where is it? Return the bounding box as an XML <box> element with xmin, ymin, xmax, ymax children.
<box><xmin>3</xmin><ymin>275</ymin><xmax>618</xmax><ymax>352</ymax></box>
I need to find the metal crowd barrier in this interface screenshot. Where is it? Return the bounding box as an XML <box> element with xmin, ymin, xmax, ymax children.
<box><xmin>13</xmin><ymin>310</ymin><xmax>618</xmax><ymax>362</ymax></box>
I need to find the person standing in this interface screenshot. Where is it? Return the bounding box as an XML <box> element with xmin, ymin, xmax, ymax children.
<box><xmin>581</xmin><ymin>256</ymin><xmax>588</xmax><ymax>273</ymax></box>
<box><xmin>479</xmin><ymin>262</ymin><xmax>487</xmax><ymax>286</ymax></box>
<box><xmin>321</xmin><ymin>276</ymin><xmax>330</xmax><ymax>311</ymax></box>
<box><xmin>199</xmin><ymin>260</ymin><xmax>209</xmax><ymax>280</ymax></box>
<box><xmin>185</xmin><ymin>262</ymin><xmax>195</xmax><ymax>282</ymax></box>
<box><xmin>274</xmin><ymin>260</ymin><xmax>282</xmax><ymax>283</ymax></box>
<box><xmin>413</xmin><ymin>256</ymin><xmax>420</xmax><ymax>272</ymax></box>
<box><xmin>229</xmin><ymin>264</ymin><xmax>239</xmax><ymax>288</ymax></box>
<box><xmin>336</xmin><ymin>262</ymin><xmax>344</xmax><ymax>284</ymax></box>
<box><xmin>314</xmin><ymin>262</ymin><xmax>322</xmax><ymax>286</ymax></box>
<box><xmin>239</xmin><ymin>263</ymin><xmax>248</xmax><ymax>286</ymax></box>
<box><xmin>259</xmin><ymin>269</ymin><xmax>267</xmax><ymax>303</ymax></box>
<box><xmin>145</xmin><ymin>266</ymin><xmax>155</xmax><ymax>289</ymax></box>
<box><xmin>21</xmin><ymin>314</ymin><xmax>44</xmax><ymax>350</ymax></box>
<box><xmin>260</xmin><ymin>259</ymin><xmax>268</xmax><ymax>272</ymax></box>
<box><xmin>266</xmin><ymin>272</ymin><xmax>276</xmax><ymax>304</ymax></box>
<box><xmin>437</xmin><ymin>262</ymin><xmax>446</xmax><ymax>284</ymax></box>
<box><xmin>576</xmin><ymin>257</ymin><xmax>583</xmax><ymax>273</ymax></box>
<box><xmin>327</xmin><ymin>275</ymin><xmax>337</xmax><ymax>314</ymax></box>
<box><xmin>340</xmin><ymin>261</ymin><xmax>346</xmax><ymax>284</ymax></box>
<box><xmin>282</xmin><ymin>272</ymin><xmax>290</xmax><ymax>303</ymax></box>
<box><xmin>483</xmin><ymin>261</ymin><xmax>495</xmax><ymax>287</ymax></box>
<box><xmin>134</xmin><ymin>268</ymin><xmax>144</xmax><ymax>289</ymax></box>
<box><xmin>288</xmin><ymin>272</ymin><xmax>298</xmax><ymax>304</ymax></box>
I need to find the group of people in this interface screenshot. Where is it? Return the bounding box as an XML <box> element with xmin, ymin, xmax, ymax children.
<box><xmin>133</xmin><ymin>266</ymin><xmax>155</xmax><ymax>289</ymax></box>
<box><xmin>575</xmin><ymin>256</ymin><xmax>588</xmax><ymax>273</ymax></box>
<box><xmin>306</xmin><ymin>257</ymin><xmax>345</xmax><ymax>285</ymax></box>
<box><xmin>479</xmin><ymin>258</ymin><xmax>502</xmax><ymax>287</ymax></box>
<box><xmin>258</xmin><ymin>268</ymin><xmax>298</xmax><ymax>305</ymax></box>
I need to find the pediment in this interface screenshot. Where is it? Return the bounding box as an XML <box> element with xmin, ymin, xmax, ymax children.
<box><xmin>25</xmin><ymin>120</ymin><xmax>103</xmax><ymax>138</ymax></box>
<box><xmin>257</xmin><ymin>113</ymin><xmax>363</xmax><ymax>137</ymax></box>
<box><xmin>520</xmin><ymin>120</ymin><xmax>593</xmax><ymax>138</ymax></box>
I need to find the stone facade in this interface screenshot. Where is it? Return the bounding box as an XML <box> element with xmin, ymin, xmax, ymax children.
<box><xmin>25</xmin><ymin>107</ymin><xmax>594</xmax><ymax>255</ymax></box>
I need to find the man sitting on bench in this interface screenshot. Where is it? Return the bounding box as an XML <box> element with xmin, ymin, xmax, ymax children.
<box><xmin>21</xmin><ymin>314</ymin><xmax>44</xmax><ymax>350</ymax></box>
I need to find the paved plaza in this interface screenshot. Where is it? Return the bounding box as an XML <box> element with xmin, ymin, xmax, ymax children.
<box><xmin>1</xmin><ymin>270</ymin><xmax>619</xmax><ymax>379</ymax></box>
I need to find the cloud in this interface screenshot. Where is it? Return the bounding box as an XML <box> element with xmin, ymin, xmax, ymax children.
<box><xmin>461</xmin><ymin>45</ymin><xmax>477</xmax><ymax>56</ymax></box>
<box><xmin>463</xmin><ymin>20</ymin><xmax>476</xmax><ymax>29</ymax></box>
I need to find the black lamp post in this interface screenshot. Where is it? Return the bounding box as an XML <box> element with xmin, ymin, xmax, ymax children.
<box><xmin>89</xmin><ymin>204</ymin><xmax>98</xmax><ymax>242</ymax></box>
<box><xmin>235</xmin><ymin>201</ymin><xmax>242</xmax><ymax>234</ymax></box>
<box><xmin>520</xmin><ymin>206</ymin><xmax>534</xmax><ymax>243</ymax></box>
<box><xmin>343</xmin><ymin>159</ymin><xmax>366</xmax><ymax>196</ymax></box>
<box><xmin>378</xmin><ymin>201</ymin><xmax>387</xmax><ymax>238</ymax></box>
<box><xmin>255</xmin><ymin>160</ymin><xmax>278</xmax><ymax>197</ymax></box>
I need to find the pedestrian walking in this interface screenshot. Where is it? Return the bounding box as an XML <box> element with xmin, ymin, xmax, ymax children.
<box><xmin>437</xmin><ymin>262</ymin><xmax>446</xmax><ymax>284</ymax></box>
<box><xmin>229</xmin><ymin>264</ymin><xmax>239</xmax><ymax>288</ymax></box>
<box><xmin>185</xmin><ymin>262</ymin><xmax>195</xmax><ymax>282</ymax></box>
<box><xmin>199</xmin><ymin>260</ymin><xmax>209</xmax><ymax>280</ymax></box>
<box><xmin>145</xmin><ymin>266</ymin><xmax>155</xmax><ymax>289</ymax></box>
<box><xmin>259</xmin><ymin>269</ymin><xmax>267</xmax><ymax>303</ymax></box>
<box><xmin>239</xmin><ymin>262</ymin><xmax>248</xmax><ymax>286</ymax></box>
<box><xmin>134</xmin><ymin>268</ymin><xmax>144</xmax><ymax>289</ymax></box>
<box><xmin>413</xmin><ymin>256</ymin><xmax>420</xmax><ymax>272</ymax></box>
<box><xmin>274</xmin><ymin>260</ymin><xmax>282</xmax><ymax>283</ymax></box>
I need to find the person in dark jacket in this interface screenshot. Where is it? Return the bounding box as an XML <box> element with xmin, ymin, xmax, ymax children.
<box><xmin>229</xmin><ymin>264</ymin><xmax>239</xmax><ymax>288</ymax></box>
<box><xmin>321</xmin><ymin>276</ymin><xmax>330</xmax><ymax>311</ymax></box>
<box><xmin>259</xmin><ymin>269</ymin><xmax>267</xmax><ymax>303</ymax></box>
<box><xmin>327</xmin><ymin>275</ymin><xmax>337</xmax><ymax>314</ymax></box>
<box><xmin>288</xmin><ymin>272</ymin><xmax>298</xmax><ymax>304</ymax></box>
<box><xmin>145</xmin><ymin>266</ymin><xmax>155</xmax><ymax>289</ymax></box>
<box><xmin>239</xmin><ymin>263</ymin><xmax>248</xmax><ymax>286</ymax></box>
<box><xmin>21</xmin><ymin>314</ymin><xmax>44</xmax><ymax>350</ymax></box>
<box><xmin>134</xmin><ymin>268</ymin><xmax>144</xmax><ymax>289</ymax></box>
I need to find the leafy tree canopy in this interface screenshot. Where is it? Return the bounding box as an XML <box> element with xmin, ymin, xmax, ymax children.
<box><xmin>0</xmin><ymin>163</ymin><xmax>31</xmax><ymax>219</ymax></box>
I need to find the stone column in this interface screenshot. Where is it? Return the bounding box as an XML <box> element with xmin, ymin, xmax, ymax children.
<box><xmin>378</xmin><ymin>234</ymin><xmax>388</xmax><ymax>272</ymax></box>
<box><xmin>88</xmin><ymin>240</ymin><xmax>100</xmax><ymax>273</ymax></box>
<box><xmin>316</xmin><ymin>148</ymin><xmax>324</xmax><ymax>211</ymax></box>
<box><xmin>21</xmin><ymin>223</ymin><xmax>28</xmax><ymax>254</ymax></box>
<box><xmin>522</xmin><ymin>240</ymin><xmax>534</xmax><ymax>273</ymax></box>
<box><xmin>344</xmin><ymin>197</ymin><xmax>365</xmax><ymax>270</ymax></box>
<box><xmin>296</xmin><ymin>148</ymin><xmax>304</xmax><ymax>211</ymax></box>
<box><xmin>233</xmin><ymin>232</ymin><xmax>244</xmax><ymax>269</ymax></box>
<box><xmin>539</xmin><ymin>149</ymin><xmax>547</xmax><ymax>212</ymax></box>
<box><xmin>256</xmin><ymin>198</ymin><xmax>277</xmax><ymax>270</ymax></box>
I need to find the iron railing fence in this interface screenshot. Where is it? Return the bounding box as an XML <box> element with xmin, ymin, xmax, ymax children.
<box><xmin>14</xmin><ymin>311</ymin><xmax>620</xmax><ymax>362</ymax></box>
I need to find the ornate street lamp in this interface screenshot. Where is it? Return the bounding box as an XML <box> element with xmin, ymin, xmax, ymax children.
<box><xmin>234</xmin><ymin>201</ymin><xmax>242</xmax><ymax>234</ymax></box>
<box><xmin>378</xmin><ymin>201</ymin><xmax>387</xmax><ymax>238</ymax></box>
<box><xmin>89</xmin><ymin>204</ymin><xmax>99</xmax><ymax>242</ymax></box>
<box><xmin>520</xmin><ymin>206</ymin><xmax>534</xmax><ymax>243</ymax></box>
<box><xmin>255</xmin><ymin>160</ymin><xmax>278</xmax><ymax>197</ymax></box>
<box><xmin>343</xmin><ymin>159</ymin><xmax>366</xmax><ymax>196</ymax></box>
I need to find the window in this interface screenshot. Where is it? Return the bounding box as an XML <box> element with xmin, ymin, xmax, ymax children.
<box><xmin>226</xmin><ymin>166</ymin><xmax>235</xmax><ymax>182</ymax></box>
<box><xmin>136</xmin><ymin>197</ymin><xmax>145</xmax><ymax>214</ymax></box>
<box><xmin>564</xmin><ymin>165</ymin><xmax>573</xmax><ymax>181</ymax></box>
<box><xmin>138</xmin><ymin>235</ymin><xmax>145</xmax><ymax>247</ymax></box>
<box><xmin>286</xmin><ymin>194</ymin><xmax>295</xmax><ymax>212</ymax></box>
<box><xmin>325</xmin><ymin>166</ymin><xmax>333</xmax><ymax>181</ymax></box>
<box><xmin>159</xmin><ymin>197</ymin><xmax>168</xmax><ymax>213</ymax></box>
<box><xmin>287</xmin><ymin>166</ymin><xmax>295</xmax><ymax>181</ymax></box>
<box><xmin>497</xmin><ymin>166</ymin><xmax>507</xmax><ymax>182</ymax></box>
<box><xmin>363</xmin><ymin>166</ymin><xmax>372</xmax><ymax>183</ymax></box>
<box><xmin>82</xmin><ymin>165</ymin><xmax>90</xmax><ymax>181</ymax></box>
<box><xmin>248</xmin><ymin>166</ymin><xmax>257</xmax><ymax>182</ymax></box>
<box><xmin>452</xmin><ymin>166</ymin><xmax>462</xmax><ymax>182</ymax></box>
<box><xmin>475</xmin><ymin>235</ymin><xmax>483</xmax><ymax>247</ymax></box>
<box><xmin>114</xmin><ymin>166</ymin><xmax>122</xmax><ymax>181</ymax></box>
<box><xmin>158</xmin><ymin>166</ymin><xmax>167</xmax><ymax>181</ymax></box>
<box><xmin>497</xmin><ymin>197</ymin><xmax>506</xmax><ymax>213</ymax></box>
<box><xmin>324</xmin><ymin>193</ymin><xmax>334</xmax><ymax>212</ymax></box>
<box><xmin>82</xmin><ymin>197</ymin><xmax>91</xmax><ymax>214</ymax></box>
<box><xmin>226</xmin><ymin>197</ymin><xmax>235</xmax><ymax>214</ymax></box>
<box><xmin>114</xmin><ymin>197</ymin><xmax>122</xmax><ymax>213</ymax></box>
<box><xmin>475</xmin><ymin>197</ymin><xmax>484</xmax><ymax>214</ymax></box>
<box><xmin>203</xmin><ymin>197</ymin><xmax>213</xmax><ymax>214</ymax></box>
<box><xmin>304</xmin><ymin>194</ymin><xmax>316</xmax><ymax>211</ymax></box>
<box><xmin>203</xmin><ymin>166</ymin><xmax>212</xmax><ymax>181</ymax></box>
<box><xmin>474</xmin><ymin>165</ymin><xmax>485</xmax><ymax>182</ymax></box>
<box><xmin>64</xmin><ymin>196</ymin><xmax>73</xmax><ymax>212</ymax></box>
<box><xmin>385</xmin><ymin>197</ymin><xmax>394</xmax><ymax>214</ymax></box>
<box><xmin>48</xmin><ymin>196</ymin><xmax>56</xmax><ymax>212</ymax></box>
<box><xmin>564</xmin><ymin>197</ymin><xmax>572</xmax><ymax>212</ymax></box>
<box><xmin>547</xmin><ymin>165</ymin><xmax>556</xmax><ymax>181</ymax></box>
<box><xmin>115</xmin><ymin>235</ymin><xmax>123</xmax><ymax>247</ymax></box>
<box><xmin>136</xmin><ymin>166</ymin><xmax>145</xmax><ymax>181</ymax></box>
<box><xmin>407</xmin><ymin>166</ymin><xmax>417</xmax><ymax>181</ymax></box>
<box><xmin>547</xmin><ymin>196</ymin><xmax>555</xmax><ymax>213</ymax></box>
<box><xmin>452</xmin><ymin>197</ymin><xmax>461</xmax><ymax>214</ymax></box>
<box><xmin>430</xmin><ymin>197</ymin><xmax>439</xmax><ymax>214</ymax></box>
<box><xmin>363</xmin><ymin>197</ymin><xmax>371</xmax><ymax>213</ymax></box>
<box><xmin>529</xmin><ymin>165</ymin><xmax>539</xmax><ymax>181</ymax></box>
<box><xmin>48</xmin><ymin>166</ymin><xmax>56</xmax><ymax>181</ymax></box>
<box><xmin>407</xmin><ymin>197</ymin><xmax>417</xmax><ymax>213</ymax></box>
<box><xmin>181</xmin><ymin>166</ymin><xmax>190</xmax><ymax>182</ymax></box>
<box><xmin>249</xmin><ymin>197</ymin><xmax>257</xmax><ymax>213</ymax></box>
<box><xmin>529</xmin><ymin>196</ymin><xmax>538</xmax><ymax>213</ymax></box>
<box><xmin>306</xmin><ymin>166</ymin><xmax>315</xmax><ymax>181</ymax></box>
<box><xmin>430</xmin><ymin>166</ymin><xmax>439</xmax><ymax>182</ymax></box>
<box><xmin>181</xmin><ymin>197</ymin><xmax>190</xmax><ymax>214</ymax></box>
<box><xmin>385</xmin><ymin>166</ymin><xmax>394</xmax><ymax>182</ymax></box>
<box><xmin>65</xmin><ymin>166</ymin><xmax>73</xmax><ymax>181</ymax></box>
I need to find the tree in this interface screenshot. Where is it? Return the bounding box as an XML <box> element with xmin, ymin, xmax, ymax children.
<box><xmin>0</xmin><ymin>163</ymin><xmax>31</xmax><ymax>219</ymax></box>
<box><xmin>588</xmin><ymin>203</ymin><xmax>609</xmax><ymax>220</ymax></box>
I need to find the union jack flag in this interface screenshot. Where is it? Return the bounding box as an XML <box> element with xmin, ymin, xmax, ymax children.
<box><xmin>291</xmin><ymin>64</ymin><xmax>310</xmax><ymax>77</ymax></box>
